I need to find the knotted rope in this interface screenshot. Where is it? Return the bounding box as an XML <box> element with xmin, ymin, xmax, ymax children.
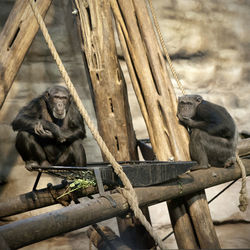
<box><xmin>236</xmin><ymin>155</ymin><xmax>248</xmax><ymax>211</ymax></box>
<box><xmin>28</xmin><ymin>0</ymin><xmax>165</xmax><ymax>248</ymax></box>
<box><xmin>148</xmin><ymin>0</ymin><xmax>247</xmax><ymax>212</ymax></box>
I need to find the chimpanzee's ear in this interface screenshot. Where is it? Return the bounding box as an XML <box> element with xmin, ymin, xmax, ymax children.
<box><xmin>44</xmin><ymin>90</ymin><xmax>50</xmax><ymax>102</ymax></box>
<box><xmin>196</xmin><ymin>95</ymin><xmax>203</xmax><ymax>103</ymax></box>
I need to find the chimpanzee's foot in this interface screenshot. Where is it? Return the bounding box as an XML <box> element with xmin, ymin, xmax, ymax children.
<box><xmin>191</xmin><ymin>164</ymin><xmax>209</xmax><ymax>171</ymax></box>
<box><xmin>25</xmin><ymin>161</ymin><xmax>39</xmax><ymax>171</ymax></box>
<box><xmin>224</xmin><ymin>157</ymin><xmax>236</xmax><ymax>168</ymax></box>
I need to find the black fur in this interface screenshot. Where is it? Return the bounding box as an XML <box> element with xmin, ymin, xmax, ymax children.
<box><xmin>177</xmin><ymin>95</ymin><xmax>237</xmax><ymax>170</ymax></box>
<box><xmin>12</xmin><ymin>86</ymin><xmax>87</xmax><ymax>170</ymax></box>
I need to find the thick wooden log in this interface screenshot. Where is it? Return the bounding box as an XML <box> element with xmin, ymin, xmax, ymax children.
<box><xmin>0</xmin><ymin>160</ymin><xmax>249</xmax><ymax>249</ymax></box>
<box><xmin>168</xmin><ymin>198</ymin><xmax>199</xmax><ymax>249</ymax></box>
<box><xmin>0</xmin><ymin>182</ymin><xmax>103</xmax><ymax>218</ymax></box>
<box><xmin>111</xmin><ymin>0</ymin><xmax>215</xmax><ymax>248</ymax></box>
<box><xmin>74</xmin><ymin>0</ymin><xmax>138</xmax><ymax>161</ymax></box>
<box><xmin>0</xmin><ymin>0</ymin><xmax>53</xmax><ymax>108</ymax></box>
<box><xmin>111</xmin><ymin>0</ymin><xmax>190</xmax><ymax>160</ymax></box>
<box><xmin>73</xmin><ymin>0</ymin><xmax>154</xmax><ymax>248</ymax></box>
<box><xmin>185</xmin><ymin>190</ymin><xmax>220</xmax><ymax>249</ymax></box>
<box><xmin>238</xmin><ymin>138</ymin><xmax>250</xmax><ymax>157</ymax></box>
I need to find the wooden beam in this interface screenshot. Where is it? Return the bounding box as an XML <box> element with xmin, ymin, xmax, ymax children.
<box><xmin>1</xmin><ymin>160</ymin><xmax>249</xmax><ymax>218</ymax></box>
<box><xmin>0</xmin><ymin>0</ymin><xmax>53</xmax><ymax>108</ymax></box>
<box><xmin>73</xmin><ymin>0</ymin><xmax>137</xmax><ymax>162</ymax></box>
<box><xmin>0</xmin><ymin>181</ymin><xmax>104</xmax><ymax>218</ymax></box>
<box><xmin>111</xmin><ymin>0</ymin><xmax>217</xmax><ymax>248</ymax></box>
<box><xmin>0</xmin><ymin>159</ymin><xmax>249</xmax><ymax>249</ymax></box>
<box><xmin>167</xmin><ymin>198</ymin><xmax>199</xmax><ymax>249</ymax></box>
<box><xmin>185</xmin><ymin>191</ymin><xmax>220</xmax><ymax>248</ymax></box>
<box><xmin>73</xmin><ymin>0</ymin><xmax>154</xmax><ymax>248</ymax></box>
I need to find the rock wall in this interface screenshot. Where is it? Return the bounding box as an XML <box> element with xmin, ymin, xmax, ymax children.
<box><xmin>0</xmin><ymin>0</ymin><xmax>249</xmax><ymax>249</ymax></box>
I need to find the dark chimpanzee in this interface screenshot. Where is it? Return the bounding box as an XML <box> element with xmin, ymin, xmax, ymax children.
<box><xmin>12</xmin><ymin>85</ymin><xmax>87</xmax><ymax>170</ymax></box>
<box><xmin>177</xmin><ymin>95</ymin><xmax>237</xmax><ymax>170</ymax></box>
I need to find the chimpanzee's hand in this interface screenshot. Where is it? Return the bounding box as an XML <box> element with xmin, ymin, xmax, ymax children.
<box><xmin>56</xmin><ymin>134</ymin><xmax>66</xmax><ymax>143</ymax></box>
<box><xmin>181</xmin><ymin>117</ymin><xmax>193</xmax><ymax>125</ymax></box>
<box><xmin>34</xmin><ymin>121</ymin><xmax>53</xmax><ymax>138</ymax></box>
<box><xmin>52</xmin><ymin>126</ymin><xmax>66</xmax><ymax>143</ymax></box>
<box><xmin>178</xmin><ymin>113</ymin><xmax>190</xmax><ymax>124</ymax></box>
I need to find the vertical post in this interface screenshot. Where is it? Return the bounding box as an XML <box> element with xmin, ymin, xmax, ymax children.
<box><xmin>168</xmin><ymin>198</ymin><xmax>199</xmax><ymax>249</ymax></box>
<box><xmin>111</xmin><ymin>0</ymin><xmax>220</xmax><ymax>248</ymax></box>
<box><xmin>0</xmin><ymin>0</ymin><xmax>53</xmax><ymax>108</ymax></box>
<box><xmin>73</xmin><ymin>0</ymin><xmax>155</xmax><ymax>248</ymax></box>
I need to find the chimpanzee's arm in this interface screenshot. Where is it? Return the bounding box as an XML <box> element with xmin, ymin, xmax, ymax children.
<box><xmin>182</xmin><ymin>117</ymin><xmax>227</xmax><ymax>136</ymax></box>
<box><xmin>185</xmin><ymin>101</ymin><xmax>235</xmax><ymax>138</ymax></box>
<box><xmin>12</xmin><ymin>97</ymin><xmax>42</xmax><ymax>133</ymax></box>
<box><xmin>12</xmin><ymin>97</ymin><xmax>63</xmax><ymax>140</ymax></box>
<box><xmin>197</xmin><ymin>101</ymin><xmax>235</xmax><ymax>138</ymax></box>
<box><xmin>60</xmin><ymin>106</ymin><xmax>86</xmax><ymax>143</ymax></box>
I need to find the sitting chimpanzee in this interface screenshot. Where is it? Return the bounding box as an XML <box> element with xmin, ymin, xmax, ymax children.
<box><xmin>177</xmin><ymin>95</ymin><xmax>238</xmax><ymax>170</ymax></box>
<box><xmin>12</xmin><ymin>85</ymin><xmax>87</xmax><ymax>170</ymax></box>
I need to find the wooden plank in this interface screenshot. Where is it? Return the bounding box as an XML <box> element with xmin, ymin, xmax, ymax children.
<box><xmin>0</xmin><ymin>0</ymin><xmax>53</xmax><ymax>108</ymax></box>
<box><xmin>1</xmin><ymin>159</ymin><xmax>249</xmax><ymax>249</ymax></box>
<box><xmin>73</xmin><ymin>0</ymin><xmax>154</xmax><ymax>248</ymax></box>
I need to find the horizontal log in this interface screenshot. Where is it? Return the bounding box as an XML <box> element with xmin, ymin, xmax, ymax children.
<box><xmin>238</xmin><ymin>138</ymin><xmax>250</xmax><ymax>157</ymax></box>
<box><xmin>0</xmin><ymin>181</ymin><xmax>104</xmax><ymax>218</ymax></box>
<box><xmin>0</xmin><ymin>161</ymin><xmax>194</xmax><ymax>218</ymax></box>
<box><xmin>0</xmin><ymin>159</ymin><xmax>249</xmax><ymax>249</ymax></box>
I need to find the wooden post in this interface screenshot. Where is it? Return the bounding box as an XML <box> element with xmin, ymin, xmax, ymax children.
<box><xmin>0</xmin><ymin>0</ymin><xmax>53</xmax><ymax>108</ymax></box>
<box><xmin>168</xmin><ymin>198</ymin><xmax>199</xmax><ymax>249</ymax></box>
<box><xmin>73</xmin><ymin>0</ymin><xmax>155</xmax><ymax>248</ymax></box>
<box><xmin>111</xmin><ymin>0</ymin><xmax>220</xmax><ymax>248</ymax></box>
<box><xmin>185</xmin><ymin>191</ymin><xmax>221</xmax><ymax>248</ymax></box>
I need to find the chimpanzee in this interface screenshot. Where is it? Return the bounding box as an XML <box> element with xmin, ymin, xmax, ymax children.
<box><xmin>12</xmin><ymin>85</ymin><xmax>87</xmax><ymax>170</ymax></box>
<box><xmin>177</xmin><ymin>94</ymin><xmax>237</xmax><ymax>170</ymax></box>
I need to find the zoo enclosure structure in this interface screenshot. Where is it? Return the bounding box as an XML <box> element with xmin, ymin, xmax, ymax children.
<box><xmin>0</xmin><ymin>0</ymin><xmax>249</xmax><ymax>249</ymax></box>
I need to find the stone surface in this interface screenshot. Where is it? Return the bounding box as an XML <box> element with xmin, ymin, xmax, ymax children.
<box><xmin>0</xmin><ymin>0</ymin><xmax>249</xmax><ymax>249</ymax></box>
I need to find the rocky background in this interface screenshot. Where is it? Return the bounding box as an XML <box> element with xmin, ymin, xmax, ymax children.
<box><xmin>0</xmin><ymin>0</ymin><xmax>249</xmax><ymax>249</ymax></box>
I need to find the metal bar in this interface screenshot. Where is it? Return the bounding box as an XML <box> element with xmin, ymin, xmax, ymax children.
<box><xmin>208</xmin><ymin>179</ymin><xmax>238</xmax><ymax>204</ymax></box>
<box><xmin>94</xmin><ymin>168</ymin><xmax>105</xmax><ymax>194</ymax></box>
<box><xmin>32</xmin><ymin>171</ymin><xmax>42</xmax><ymax>191</ymax></box>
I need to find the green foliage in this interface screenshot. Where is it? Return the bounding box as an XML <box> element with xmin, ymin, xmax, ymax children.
<box><xmin>57</xmin><ymin>170</ymin><xmax>96</xmax><ymax>200</ymax></box>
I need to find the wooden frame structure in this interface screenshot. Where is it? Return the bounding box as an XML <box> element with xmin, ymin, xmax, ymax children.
<box><xmin>0</xmin><ymin>0</ymin><xmax>249</xmax><ymax>249</ymax></box>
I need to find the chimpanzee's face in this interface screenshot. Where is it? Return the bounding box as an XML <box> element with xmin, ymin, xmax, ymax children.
<box><xmin>47</xmin><ymin>86</ymin><xmax>70</xmax><ymax>119</ymax></box>
<box><xmin>177</xmin><ymin>95</ymin><xmax>203</xmax><ymax>119</ymax></box>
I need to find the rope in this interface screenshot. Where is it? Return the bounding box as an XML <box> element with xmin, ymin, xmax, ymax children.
<box><xmin>148</xmin><ymin>0</ymin><xmax>185</xmax><ymax>96</ymax></box>
<box><xmin>28</xmin><ymin>0</ymin><xmax>164</xmax><ymax>248</ymax></box>
<box><xmin>236</xmin><ymin>155</ymin><xmax>248</xmax><ymax>211</ymax></box>
<box><xmin>148</xmin><ymin>0</ymin><xmax>248</xmax><ymax>212</ymax></box>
